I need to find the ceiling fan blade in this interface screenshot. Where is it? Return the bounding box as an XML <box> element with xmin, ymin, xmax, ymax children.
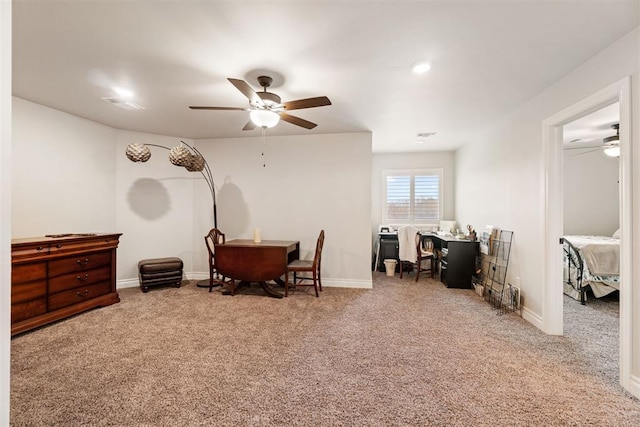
<box><xmin>189</xmin><ymin>106</ymin><xmax>247</xmax><ymax>111</ymax></box>
<box><xmin>567</xmin><ymin>148</ymin><xmax>604</xmax><ymax>156</ymax></box>
<box><xmin>282</xmin><ymin>96</ymin><xmax>331</xmax><ymax>111</ymax></box>
<box><xmin>279</xmin><ymin>112</ymin><xmax>317</xmax><ymax>129</ymax></box>
<box><xmin>242</xmin><ymin>120</ymin><xmax>256</xmax><ymax>131</ymax></box>
<box><xmin>228</xmin><ymin>78</ymin><xmax>264</xmax><ymax>107</ymax></box>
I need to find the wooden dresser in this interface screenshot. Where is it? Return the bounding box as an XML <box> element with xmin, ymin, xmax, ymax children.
<box><xmin>11</xmin><ymin>233</ymin><xmax>122</xmax><ymax>336</ymax></box>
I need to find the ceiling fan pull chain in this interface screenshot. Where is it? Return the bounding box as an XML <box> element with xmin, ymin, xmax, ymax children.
<box><xmin>261</xmin><ymin>127</ymin><xmax>267</xmax><ymax>168</ymax></box>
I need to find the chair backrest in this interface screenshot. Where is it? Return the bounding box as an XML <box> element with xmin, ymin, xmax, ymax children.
<box><xmin>417</xmin><ymin>233</ymin><xmax>434</xmax><ymax>254</ymax></box>
<box><xmin>397</xmin><ymin>225</ymin><xmax>419</xmax><ymax>261</ymax></box>
<box><xmin>205</xmin><ymin>228</ymin><xmax>225</xmax><ymax>257</ymax></box>
<box><xmin>416</xmin><ymin>232</ymin><xmax>423</xmax><ymax>253</ymax></box>
<box><xmin>313</xmin><ymin>230</ymin><xmax>325</xmax><ymax>269</ymax></box>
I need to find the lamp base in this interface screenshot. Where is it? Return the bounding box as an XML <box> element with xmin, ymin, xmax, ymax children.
<box><xmin>196</xmin><ymin>279</ymin><xmax>210</xmax><ymax>288</ymax></box>
<box><xmin>195</xmin><ymin>278</ymin><xmax>223</xmax><ymax>288</ymax></box>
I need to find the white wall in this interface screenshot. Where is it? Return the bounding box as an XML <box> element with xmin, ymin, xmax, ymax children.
<box><xmin>115</xmin><ymin>131</ymin><xmax>196</xmax><ymax>284</ymax></box>
<box><xmin>455</xmin><ymin>28</ymin><xmax>639</xmax><ymax>319</ymax></box>
<box><xmin>12</xmin><ymin>98</ymin><xmax>117</xmax><ymax>237</ymax></box>
<box><xmin>1</xmin><ymin>1</ymin><xmax>11</xmax><ymax>423</ymax></box>
<box><xmin>11</xmin><ymin>101</ymin><xmax>198</xmax><ymax>286</ymax></box>
<box><xmin>631</xmin><ymin>14</ymin><xmax>640</xmax><ymax>397</ymax></box>
<box><xmin>10</xmin><ymin>103</ymin><xmax>373</xmax><ymax>289</ymax></box>
<box><xmin>194</xmin><ymin>132</ymin><xmax>373</xmax><ymax>287</ymax></box>
<box><xmin>563</xmin><ymin>148</ymin><xmax>619</xmax><ymax>236</ymax></box>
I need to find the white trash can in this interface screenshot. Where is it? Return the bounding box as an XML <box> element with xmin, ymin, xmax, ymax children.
<box><xmin>383</xmin><ymin>259</ymin><xmax>397</xmax><ymax>277</ymax></box>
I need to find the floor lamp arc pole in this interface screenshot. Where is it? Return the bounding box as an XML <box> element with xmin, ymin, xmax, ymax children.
<box><xmin>126</xmin><ymin>141</ymin><xmax>217</xmax><ymax>228</ymax></box>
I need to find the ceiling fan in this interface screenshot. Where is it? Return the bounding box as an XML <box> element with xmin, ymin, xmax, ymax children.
<box><xmin>564</xmin><ymin>123</ymin><xmax>620</xmax><ymax>157</ymax></box>
<box><xmin>189</xmin><ymin>76</ymin><xmax>331</xmax><ymax>130</ymax></box>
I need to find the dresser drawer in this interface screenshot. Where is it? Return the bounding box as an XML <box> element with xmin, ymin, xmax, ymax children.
<box><xmin>49</xmin><ymin>252</ymin><xmax>112</xmax><ymax>277</ymax></box>
<box><xmin>48</xmin><ymin>281</ymin><xmax>112</xmax><ymax>311</ymax></box>
<box><xmin>12</xmin><ymin>262</ymin><xmax>47</xmax><ymax>284</ymax></box>
<box><xmin>48</xmin><ymin>266</ymin><xmax>112</xmax><ymax>294</ymax></box>
<box><xmin>12</xmin><ymin>280</ymin><xmax>47</xmax><ymax>304</ymax></box>
<box><xmin>49</xmin><ymin>238</ymin><xmax>117</xmax><ymax>256</ymax></box>
<box><xmin>11</xmin><ymin>243</ymin><xmax>50</xmax><ymax>262</ymax></box>
<box><xmin>12</xmin><ymin>298</ymin><xmax>47</xmax><ymax>323</ymax></box>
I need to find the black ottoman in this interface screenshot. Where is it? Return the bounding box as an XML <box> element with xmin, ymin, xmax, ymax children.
<box><xmin>138</xmin><ymin>257</ymin><xmax>183</xmax><ymax>293</ymax></box>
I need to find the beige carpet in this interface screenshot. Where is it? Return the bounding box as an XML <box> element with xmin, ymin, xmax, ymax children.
<box><xmin>10</xmin><ymin>273</ymin><xmax>640</xmax><ymax>426</ymax></box>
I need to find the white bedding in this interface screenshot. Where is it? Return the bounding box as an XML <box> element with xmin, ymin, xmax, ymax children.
<box><xmin>564</xmin><ymin>235</ymin><xmax>620</xmax><ymax>276</ymax></box>
<box><xmin>563</xmin><ymin>235</ymin><xmax>620</xmax><ymax>300</ymax></box>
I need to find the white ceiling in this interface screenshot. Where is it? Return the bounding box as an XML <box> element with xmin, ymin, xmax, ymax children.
<box><xmin>12</xmin><ymin>1</ymin><xmax>639</xmax><ymax>153</ymax></box>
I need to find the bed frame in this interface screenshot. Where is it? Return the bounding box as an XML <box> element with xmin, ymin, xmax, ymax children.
<box><xmin>562</xmin><ymin>237</ymin><xmax>586</xmax><ymax>305</ymax></box>
<box><xmin>562</xmin><ymin>236</ymin><xmax>620</xmax><ymax>305</ymax></box>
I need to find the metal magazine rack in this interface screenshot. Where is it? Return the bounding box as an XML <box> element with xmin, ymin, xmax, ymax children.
<box><xmin>479</xmin><ymin>229</ymin><xmax>517</xmax><ymax>315</ymax></box>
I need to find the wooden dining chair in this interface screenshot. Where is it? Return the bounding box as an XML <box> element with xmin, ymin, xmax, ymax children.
<box><xmin>285</xmin><ymin>230</ymin><xmax>325</xmax><ymax>297</ymax></box>
<box><xmin>399</xmin><ymin>230</ymin><xmax>435</xmax><ymax>282</ymax></box>
<box><xmin>417</xmin><ymin>235</ymin><xmax>436</xmax><ymax>280</ymax></box>
<box><xmin>204</xmin><ymin>228</ymin><xmax>227</xmax><ymax>292</ymax></box>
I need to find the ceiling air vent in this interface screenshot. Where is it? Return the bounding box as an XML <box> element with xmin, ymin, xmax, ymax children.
<box><xmin>416</xmin><ymin>132</ymin><xmax>437</xmax><ymax>143</ymax></box>
<box><xmin>101</xmin><ymin>97</ymin><xmax>145</xmax><ymax>111</ymax></box>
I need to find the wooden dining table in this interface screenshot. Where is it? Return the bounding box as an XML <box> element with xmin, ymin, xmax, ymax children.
<box><xmin>214</xmin><ymin>239</ymin><xmax>300</xmax><ymax>298</ymax></box>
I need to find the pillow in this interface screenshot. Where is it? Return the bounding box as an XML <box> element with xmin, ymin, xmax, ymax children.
<box><xmin>613</xmin><ymin>228</ymin><xmax>621</xmax><ymax>239</ymax></box>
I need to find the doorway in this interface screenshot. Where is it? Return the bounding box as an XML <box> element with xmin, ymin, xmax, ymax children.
<box><xmin>562</xmin><ymin>103</ymin><xmax>620</xmax><ymax>385</ymax></box>
<box><xmin>542</xmin><ymin>77</ymin><xmax>635</xmax><ymax>397</ymax></box>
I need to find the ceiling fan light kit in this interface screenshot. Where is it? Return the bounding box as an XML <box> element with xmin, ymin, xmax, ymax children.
<box><xmin>604</xmin><ymin>146</ymin><xmax>620</xmax><ymax>157</ymax></box>
<box><xmin>250</xmin><ymin>109</ymin><xmax>280</xmax><ymax>128</ymax></box>
<box><xmin>189</xmin><ymin>75</ymin><xmax>331</xmax><ymax>131</ymax></box>
<box><xmin>603</xmin><ymin>123</ymin><xmax>620</xmax><ymax>157</ymax></box>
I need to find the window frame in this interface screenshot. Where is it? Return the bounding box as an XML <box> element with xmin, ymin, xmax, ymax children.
<box><xmin>381</xmin><ymin>168</ymin><xmax>444</xmax><ymax>228</ymax></box>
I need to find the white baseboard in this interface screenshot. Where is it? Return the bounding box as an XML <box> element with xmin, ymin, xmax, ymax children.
<box><xmin>321</xmin><ymin>278</ymin><xmax>372</xmax><ymax>289</ymax></box>
<box><xmin>118</xmin><ymin>273</ymin><xmax>373</xmax><ymax>290</ymax></box>
<box><xmin>117</xmin><ymin>278</ymin><xmax>139</xmax><ymax>289</ymax></box>
<box><xmin>521</xmin><ymin>305</ymin><xmax>544</xmax><ymax>331</ymax></box>
<box><xmin>625</xmin><ymin>373</ymin><xmax>640</xmax><ymax>400</ymax></box>
<box><xmin>187</xmin><ymin>272</ymin><xmax>209</xmax><ymax>281</ymax></box>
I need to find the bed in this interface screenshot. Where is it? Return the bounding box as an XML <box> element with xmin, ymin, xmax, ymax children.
<box><xmin>562</xmin><ymin>234</ymin><xmax>620</xmax><ymax>305</ymax></box>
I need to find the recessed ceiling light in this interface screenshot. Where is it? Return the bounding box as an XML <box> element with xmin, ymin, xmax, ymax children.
<box><xmin>113</xmin><ymin>87</ymin><xmax>134</xmax><ymax>98</ymax></box>
<box><xmin>412</xmin><ymin>61</ymin><xmax>432</xmax><ymax>74</ymax></box>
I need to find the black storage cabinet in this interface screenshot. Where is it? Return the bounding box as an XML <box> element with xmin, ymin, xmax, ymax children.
<box><xmin>378</xmin><ymin>234</ymin><xmax>400</xmax><ymax>272</ymax></box>
<box><xmin>440</xmin><ymin>240</ymin><xmax>478</xmax><ymax>289</ymax></box>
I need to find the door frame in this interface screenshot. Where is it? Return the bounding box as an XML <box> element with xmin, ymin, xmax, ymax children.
<box><xmin>542</xmin><ymin>76</ymin><xmax>636</xmax><ymax>397</ymax></box>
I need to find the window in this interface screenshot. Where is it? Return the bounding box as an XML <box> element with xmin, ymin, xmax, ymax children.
<box><xmin>382</xmin><ymin>168</ymin><xmax>443</xmax><ymax>227</ymax></box>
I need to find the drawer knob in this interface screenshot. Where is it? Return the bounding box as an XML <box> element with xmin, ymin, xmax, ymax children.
<box><xmin>37</xmin><ymin>246</ymin><xmax>44</xmax><ymax>251</ymax></box>
<box><xmin>76</xmin><ymin>289</ymin><xmax>89</xmax><ymax>297</ymax></box>
<box><xmin>77</xmin><ymin>274</ymin><xmax>89</xmax><ymax>281</ymax></box>
<box><xmin>56</xmin><ymin>244</ymin><xmax>62</xmax><ymax>248</ymax></box>
<box><xmin>77</xmin><ymin>258</ymin><xmax>90</xmax><ymax>265</ymax></box>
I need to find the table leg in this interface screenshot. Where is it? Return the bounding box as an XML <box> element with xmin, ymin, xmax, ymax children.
<box><xmin>259</xmin><ymin>281</ymin><xmax>284</xmax><ymax>299</ymax></box>
<box><xmin>221</xmin><ymin>281</ymin><xmax>283</xmax><ymax>299</ymax></box>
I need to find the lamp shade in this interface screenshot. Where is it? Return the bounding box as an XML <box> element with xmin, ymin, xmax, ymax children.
<box><xmin>185</xmin><ymin>153</ymin><xmax>206</xmax><ymax>172</ymax></box>
<box><xmin>250</xmin><ymin>110</ymin><xmax>280</xmax><ymax>128</ymax></box>
<box><xmin>125</xmin><ymin>143</ymin><xmax>151</xmax><ymax>162</ymax></box>
<box><xmin>169</xmin><ymin>146</ymin><xmax>191</xmax><ymax>166</ymax></box>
